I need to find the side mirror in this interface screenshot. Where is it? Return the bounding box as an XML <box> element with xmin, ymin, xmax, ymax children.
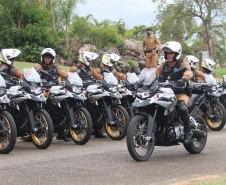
<box><xmin>40</xmin><ymin>70</ymin><xmax>49</xmax><ymax>75</ymax></box>
<box><xmin>134</xmin><ymin>68</ymin><xmax>140</xmax><ymax>75</ymax></box>
<box><xmin>0</xmin><ymin>65</ymin><xmax>5</xmax><ymax>72</ymax></box>
<box><xmin>35</xmin><ymin>66</ymin><xmax>41</xmax><ymax>72</ymax></box>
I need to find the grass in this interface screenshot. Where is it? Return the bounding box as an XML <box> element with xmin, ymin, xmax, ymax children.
<box><xmin>14</xmin><ymin>61</ymin><xmax>71</xmax><ymax>72</ymax></box>
<box><xmin>192</xmin><ymin>174</ymin><xmax>226</xmax><ymax>185</ymax></box>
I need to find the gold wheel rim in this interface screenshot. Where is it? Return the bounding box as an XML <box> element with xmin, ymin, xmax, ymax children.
<box><xmin>206</xmin><ymin>104</ymin><xmax>223</xmax><ymax>128</ymax></box>
<box><xmin>70</xmin><ymin>110</ymin><xmax>88</xmax><ymax>141</ymax></box>
<box><xmin>31</xmin><ymin>112</ymin><xmax>48</xmax><ymax>146</ymax></box>
<box><xmin>0</xmin><ymin>114</ymin><xmax>11</xmax><ymax>150</ymax></box>
<box><xmin>105</xmin><ymin>107</ymin><xmax>126</xmax><ymax>137</ymax></box>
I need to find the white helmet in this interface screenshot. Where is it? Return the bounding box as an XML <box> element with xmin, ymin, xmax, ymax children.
<box><xmin>41</xmin><ymin>48</ymin><xmax>56</xmax><ymax>64</ymax></box>
<box><xmin>0</xmin><ymin>49</ymin><xmax>21</xmax><ymax>65</ymax></box>
<box><xmin>201</xmin><ymin>59</ymin><xmax>216</xmax><ymax>72</ymax></box>
<box><xmin>102</xmin><ymin>54</ymin><xmax>120</xmax><ymax>67</ymax></box>
<box><xmin>162</xmin><ymin>41</ymin><xmax>182</xmax><ymax>61</ymax></box>
<box><xmin>157</xmin><ymin>56</ymin><xmax>165</xmax><ymax>66</ymax></box>
<box><xmin>79</xmin><ymin>52</ymin><xmax>99</xmax><ymax>66</ymax></box>
<box><xmin>184</xmin><ymin>55</ymin><xmax>199</xmax><ymax>69</ymax></box>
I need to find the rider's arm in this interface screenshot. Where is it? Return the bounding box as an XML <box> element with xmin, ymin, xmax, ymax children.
<box><xmin>12</xmin><ymin>66</ymin><xmax>24</xmax><ymax>80</ymax></box>
<box><xmin>155</xmin><ymin>63</ymin><xmax>164</xmax><ymax>79</ymax></box>
<box><xmin>68</xmin><ymin>66</ymin><xmax>78</xmax><ymax>73</ymax></box>
<box><xmin>56</xmin><ymin>65</ymin><xmax>67</xmax><ymax>81</ymax></box>
<box><xmin>113</xmin><ymin>70</ymin><xmax>126</xmax><ymax>80</ymax></box>
<box><xmin>181</xmin><ymin>60</ymin><xmax>193</xmax><ymax>83</ymax></box>
<box><xmin>195</xmin><ymin>69</ymin><xmax>205</xmax><ymax>82</ymax></box>
<box><xmin>91</xmin><ymin>68</ymin><xmax>103</xmax><ymax>80</ymax></box>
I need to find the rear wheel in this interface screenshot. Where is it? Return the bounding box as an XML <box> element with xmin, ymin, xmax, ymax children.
<box><xmin>127</xmin><ymin>115</ymin><xmax>155</xmax><ymax>161</ymax></box>
<box><xmin>0</xmin><ymin>111</ymin><xmax>17</xmax><ymax>154</ymax></box>
<box><xmin>70</xmin><ymin>107</ymin><xmax>92</xmax><ymax>145</ymax></box>
<box><xmin>184</xmin><ymin>115</ymin><xmax>207</xmax><ymax>154</ymax></box>
<box><xmin>206</xmin><ymin>101</ymin><xmax>226</xmax><ymax>131</ymax></box>
<box><xmin>31</xmin><ymin>109</ymin><xmax>53</xmax><ymax>149</ymax></box>
<box><xmin>105</xmin><ymin>105</ymin><xmax>130</xmax><ymax>140</ymax></box>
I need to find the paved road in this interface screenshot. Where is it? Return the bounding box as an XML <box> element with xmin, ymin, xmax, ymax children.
<box><xmin>1</xmin><ymin>128</ymin><xmax>226</xmax><ymax>185</ymax></box>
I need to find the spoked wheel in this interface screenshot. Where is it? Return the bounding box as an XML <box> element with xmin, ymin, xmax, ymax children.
<box><xmin>184</xmin><ymin>115</ymin><xmax>207</xmax><ymax>154</ymax></box>
<box><xmin>127</xmin><ymin>115</ymin><xmax>155</xmax><ymax>161</ymax></box>
<box><xmin>0</xmin><ymin>111</ymin><xmax>17</xmax><ymax>154</ymax></box>
<box><xmin>105</xmin><ymin>105</ymin><xmax>130</xmax><ymax>140</ymax></box>
<box><xmin>31</xmin><ymin>109</ymin><xmax>53</xmax><ymax>149</ymax></box>
<box><xmin>70</xmin><ymin>107</ymin><xmax>92</xmax><ymax>145</ymax></box>
<box><xmin>206</xmin><ymin>102</ymin><xmax>226</xmax><ymax>131</ymax></box>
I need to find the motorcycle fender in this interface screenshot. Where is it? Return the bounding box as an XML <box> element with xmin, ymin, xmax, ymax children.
<box><xmin>132</xmin><ymin>98</ymin><xmax>151</xmax><ymax>107</ymax></box>
<box><xmin>73</xmin><ymin>93</ymin><xmax>87</xmax><ymax>101</ymax></box>
<box><xmin>30</xmin><ymin>94</ymin><xmax>46</xmax><ymax>102</ymax></box>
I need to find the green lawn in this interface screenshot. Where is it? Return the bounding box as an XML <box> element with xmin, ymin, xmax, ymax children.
<box><xmin>192</xmin><ymin>174</ymin><xmax>226</xmax><ymax>185</ymax></box>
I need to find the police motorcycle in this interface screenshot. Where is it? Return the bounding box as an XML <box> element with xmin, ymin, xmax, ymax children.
<box><xmin>189</xmin><ymin>73</ymin><xmax>226</xmax><ymax>131</ymax></box>
<box><xmin>127</xmin><ymin>67</ymin><xmax>207</xmax><ymax>161</ymax></box>
<box><xmin>1</xmin><ymin>68</ymin><xmax>54</xmax><ymax>149</ymax></box>
<box><xmin>218</xmin><ymin>76</ymin><xmax>226</xmax><ymax>124</ymax></box>
<box><xmin>118</xmin><ymin>70</ymin><xmax>139</xmax><ymax>119</ymax></box>
<box><xmin>0</xmin><ymin>73</ymin><xmax>17</xmax><ymax>154</ymax></box>
<box><xmin>40</xmin><ymin>70</ymin><xmax>92</xmax><ymax>145</ymax></box>
<box><xmin>85</xmin><ymin>70</ymin><xmax>130</xmax><ymax>140</ymax></box>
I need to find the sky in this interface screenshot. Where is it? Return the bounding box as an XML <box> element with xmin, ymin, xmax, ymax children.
<box><xmin>75</xmin><ymin>0</ymin><xmax>158</xmax><ymax>29</ymax></box>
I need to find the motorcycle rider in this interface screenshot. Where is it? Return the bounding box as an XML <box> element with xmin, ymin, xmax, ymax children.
<box><xmin>156</xmin><ymin>41</ymin><xmax>193</xmax><ymax>144</ymax></box>
<box><xmin>0</xmin><ymin>48</ymin><xmax>24</xmax><ymax>80</ymax></box>
<box><xmin>184</xmin><ymin>55</ymin><xmax>205</xmax><ymax>82</ymax></box>
<box><xmin>69</xmin><ymin>52</ymin><xmax>106</xmax><ymax>138</ymax></box>
<box><xmin>34</xmin><ymin>48</ymin><xmax>71</xmax><ymax>142</ymax></box>
<box><xmin>200</xmin><ymin>59</ymin><xmax>216</xmax><ymax>75</ymax></box>
<box><xmin>95</xmin><ymin>54</ymin><xmax>126</xmax><ymax>80</ymax></box>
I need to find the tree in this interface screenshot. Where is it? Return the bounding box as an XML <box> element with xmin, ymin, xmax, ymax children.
<box><xmin>152</xmin><ymin>0</ymin><xmax>226</xmax><ymax>60</ymax></box>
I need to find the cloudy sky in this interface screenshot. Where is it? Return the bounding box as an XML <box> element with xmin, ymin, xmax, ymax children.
<box><xmin>75</xmin><ymin>0</ymin><xmax>158</xmax><ymax>29</ymax></box>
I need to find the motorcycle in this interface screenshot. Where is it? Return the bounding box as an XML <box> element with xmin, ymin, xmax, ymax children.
<box><xmin>127</xmin><ymin>67</ymin><xmax>207</xmax><ymax>161</ymax></box>
<box><xmin>3</xmin><ymin>68</ymin><xmax>53</xmax><ymax>149</ymax></box>
<box><xmin>119</xmin><ymin>72</ymin><xmax>139</xmax><ymax>119</ymax></box>
<box><xmin>85</xmin><ymin>70</ymin><xmax>130</xmax><ymax>140</ymax></box>
<box><xmin>0</xmin><ymin>73</ymin><xmax>17</xmax><ymax>154</ymax></box>
<box><xmin>41</xmin><ymin>70</ymin><xmax>92</xmax><ymax>145</ymax></box>
<box><xmin>190</xmin><ymin>74</ymin><xmax>226</xmax><ymax>131</ymax></box>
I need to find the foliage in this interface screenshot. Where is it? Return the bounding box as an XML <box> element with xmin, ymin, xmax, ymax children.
<box><xmin>116</xmin><ymin>18</ymin><xmax>126</xmax><ymax>36</ymax></box>
<box><xmin>127</xmin><ymin>60</ymin><xmax>136</xmax><ymax>70</ymax></box>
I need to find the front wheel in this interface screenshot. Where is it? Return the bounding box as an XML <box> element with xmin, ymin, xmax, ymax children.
<box><xmin>0</xmin><ymin>111</ymin><xmax>17</xmax><ymax>154</ymax></box>
<box><xmin>70</xmin><ymin>107</ymin><xmax>92</xmax><ymax>145</ymax></box>
<box><xmin>105</xmin><ymin>105</ymin><xmax>130</xmax><ymax>140</ymax></box>
<box><xmin>127</xmin><ymin>115</ymin><xmax>155</xmax><ymax>161</ymax></box>
<box><xmin>184</xmin><ymin>115</ymin><xmax>207</xmax><ymax>154</ymax></box>
<box><xmin>31</xmin><ymin>109</ymin><xmax>54</xmax><ymax>149</ymax></box>
<box><xmin>205</xmin><ymin>101</ymin><xmax>226</xmax><ymax>131</ymax></box>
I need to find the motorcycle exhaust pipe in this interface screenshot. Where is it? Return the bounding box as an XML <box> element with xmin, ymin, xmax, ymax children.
<box><xmin>191</xmin><ymin>129</ymin><xmax>206</xmax><ymax>137</ymax></box>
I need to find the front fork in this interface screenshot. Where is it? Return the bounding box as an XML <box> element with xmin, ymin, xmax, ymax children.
<box><xmin>65</xmin><ymin>102</ymin><xmax>77</xmax><ymax>129</ymax></box>
<box><xmin>25</xmin><ymin>104</ymin><xmax>38</xmax><ymax>132</ymax></box>
<box><xmin>125</xmin><ymin>98</ymin><xmax>134</xmax><ymax>118</ymax></box>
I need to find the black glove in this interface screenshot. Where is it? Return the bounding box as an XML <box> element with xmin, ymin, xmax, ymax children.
<box><xmin>172</xmin><ymin>77</ymin><xmax>186</xmax><ymax>88</ymax></box>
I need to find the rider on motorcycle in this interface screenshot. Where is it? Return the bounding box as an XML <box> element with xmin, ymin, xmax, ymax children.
<box><xmin>156</xmin><ymin>41</ymin><xmax>193</xmax><ymax>144</ymax></box>
<box><xmin>95</xmin><ymin>54</ymin><xmax>126</xmax><ymax>80</ymax></box>
<box><xmin>34</xmin><ymin>48</ymin><xmax>71</xmax><ymax>142</ymax></box>
<box><xmin>69</xmin><ymin>52</ymin><xmax>106</xmax><ymax>138</ymax></box>
<box><xmin>201</xmin><ymin>59</ymin><xmax>216</xmax><ymax>75</ymax></box>
<box><xmin>0</xmin><ymin>48</ymin><xmax>24</xmax><ymax>80</ymax></box>
<box><xmin>184</xmin><ymin>55</ymin><xmax>205</xmax><ymax>82</ymax></box>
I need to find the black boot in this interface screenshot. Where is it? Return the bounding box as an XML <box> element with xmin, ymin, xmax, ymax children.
<box><xmin>184</xmin><ymin>126</ymin><xmax>193</xmax><ymax>144</ymax></box>
<box><xmin>95</xmin><ymin>129</ymin><xmax>107</xmax><ymax>138</ymax></box>
<box><xmin>57</xmin><ymin>132</ymin><xmax>71</xmax><ymax>142</ymax></box>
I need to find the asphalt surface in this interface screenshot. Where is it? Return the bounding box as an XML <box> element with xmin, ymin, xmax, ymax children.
<box><xmin>1</xmin><ymin>128</ymin><xmax>226</xmax><ymax>185</ymax></box>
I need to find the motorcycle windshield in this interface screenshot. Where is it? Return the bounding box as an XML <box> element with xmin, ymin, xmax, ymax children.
<box><xmin>138</xmin><ymin>68</ymin><xmax>156</xmax><ymax>86</ymax></box>
<box><xmin>126</xmin><ymin>72</ymin><xmax>139</xmax><ymax>84</ymax></box>
<box><xmin>205</xmin><ymin>74</ymin><xmax>217</xmax><ymax>85</ymax></box>
<box><xmin>24</xmin><ymin>68</ymin><xmax>41</xmax><ymax>83</ymax></box>
<box><xmin>103</xmin><ymin>72</ymin><xmax>118</xmax><ymax>85</ymax></box>
<box><xmin>67</xmin><ymin>72</ymin><xmax>83</xmax><ymax>86</ymax></box>
<box><xmin>0</xmin><ymin>74</ymin><xmax>6</xmax><ymax>87</ymax></box>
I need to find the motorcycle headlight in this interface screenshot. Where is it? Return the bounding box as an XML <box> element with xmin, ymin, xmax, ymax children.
<box><xmin>136</xmin><ymin>91</ymin><xmax>150</xmax><ymax>99</ymax></box>
<box><xmin>31</xmin><ymin>87</ymin><xmax>42</xmax><ymax>95</ymax></box>
<box><xmin>0</xmin><ymin>87</ymin><xmax>6</xmax><ymax>97</ymax></box>
<box><xmin>212</xmin><ymin>86</ymin><xmax>217</xmax><ymax>91</ymax></box>
<box><xmin>72</xmin><ymin>86</ymin><xmax>82</xmax><ymax>94</ymax></box>
<box><xmin>109</xmin><ymin>86</ymin><xmax>118</xmax><ymax>93</ymax></box>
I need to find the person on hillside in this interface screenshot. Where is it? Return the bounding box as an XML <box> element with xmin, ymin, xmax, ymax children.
<box><xmin>156</xmin><ymin>41</ymin><xmax>193</xmax><ymax>144</ymax></box>
<box><xmin>95</xmin><ymin>54</ymin><xmax>126</xmax><ymax>80</ymax></box>
<box><xmin>140</xmin><ymin>28</ymin><xmax>161</xmax><ymax>68</ymax></box>
<box><xmin>34</xmin><ymin>48</ymin><xmax>71</xmax><ymax>142</ymax></box>
<box><xmin>184</xmin><ymin>55</ymin><xmax>205</xmax><ymax>82</ymax></box>
<box><xmin>68</xmin><ymin>52</ymin><xmax>106</xmax><ymax>138</ymax></box>
<box><xmin>0</xmin><ymin>48</ymin><xmax>24</xmax><ymax>81</ymax></box>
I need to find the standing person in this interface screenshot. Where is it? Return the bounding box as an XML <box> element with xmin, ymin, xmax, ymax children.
<box><xmin>156</xmin><ymin>41</ymin><xmax>193</xmax><ymax>144</ymax></box>
<box><xmin>0</xmin><ymin>49</ymin><xmax>24</xmax><ymax>81</ymax></box>
<box><xmin>140</xmin><ymin>28</ymin><xmax>161</xmax><ymax>68</ymax></box>
<box><xmin>34</xmin><ymin>48</ymin><xmax>71</xmax><ymax>142</ymax></box>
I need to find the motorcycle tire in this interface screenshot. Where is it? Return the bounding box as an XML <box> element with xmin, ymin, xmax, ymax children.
<box><xmin>31</xmin><ymin>109</ymin><xmax>54</xmax><ymax>149</ymax></box>
<box><xmin>184</xmin><ymin>115</ymin><xmax>207</xmax><ymax>154</ymax></box>
<box><xmin>205</xmin><ymin>101</ymin><xmax>226</xmax><ymax>131</ymax></box>
<box><xmin>70</xmin><ymin>107</ymin><xmax>92</xmax><ymax>145</ymax></box>
<box><xmin>0</xmin><ymin>111</ymin><xmax>17</xmax><ymax>154</ymax></box>
<box><xmin>127</xmin><ymin>115</ymin><xmax>155</xmax><ymax>161</ymax></box>
<box><xmin>105</xmin><ymin>105</ymin><xmax>130</xmax><ymax>140</ymax></box>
